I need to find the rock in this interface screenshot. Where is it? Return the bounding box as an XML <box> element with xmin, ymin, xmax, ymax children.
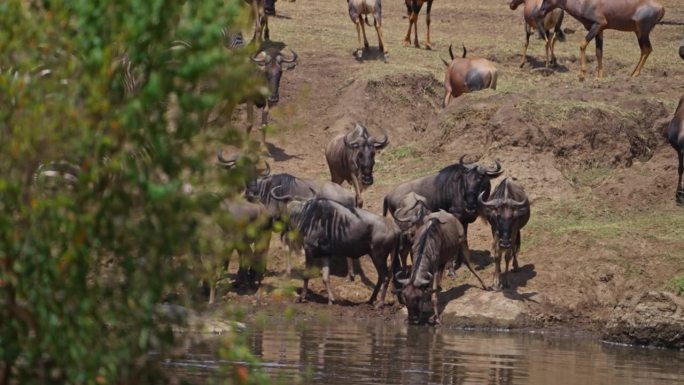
<box><xmin>439</xmin><ymin>289</ymin><xmax>530</xmax><ymax>328</ymax></box>
<box><xmin>603</xmin><ymin>291</ymin><xmax>684</xmax><ymax>349</ymax></box>
<box><xmin>156</xmin><ymin>304</ymin><xmax>245</xmax><ymax>334</ymax></box>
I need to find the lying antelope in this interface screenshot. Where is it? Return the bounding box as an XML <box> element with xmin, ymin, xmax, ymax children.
<box><xmin>403</xmin><ymin>0</ymin><xmax>434</xmax><ymax>49</ymax></box>
<box><xmin>441</xmin><ymin>44</ymin><xmax>498</xmax><ymax>107</ymax></box>
<box><xmin>539</xmin><ymin>0</ymin><xmax>664</xmax><ymax>79</ymax></box>
<box><xmin>509</xmin><ymin>0</ymin><xmax>565</xmax><ymax>68</ymax></box>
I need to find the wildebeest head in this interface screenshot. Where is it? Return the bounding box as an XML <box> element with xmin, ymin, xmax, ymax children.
<box><xmin>509</xmin><ymin>0</ymin><xmax>525</xmax><ymax>10</ymax></box>
<box><xmin>478</xmin><ymin>180</ymin><xmax>529</xmax><ymax>249</ymax></box>
<box><xmin>392</xmin><ymin>192</ymin><xmax>430</xmax><ymax>242</ymax></box>
<box><xmin>343</xmin><ymin>123</ymin><xmax>389</xmax><ymax>186</ymax></box>
<box><xmin>538</xmin><ymin>0</ymin><xmax>561</xmax><ymax>17</ymax></box>
<box><xmin>398</xmin><ymin>280</ymin><xmax>433</xmax><ymax>324</ymax></box>
<box><xmin>460</xmin><ymin>156</ymin><xmax>503</xmax><ymax>214</ymax></box>
<box><xmin>251</xmin><ymin>48</ymin><xmax>298</xmax><ymax>104</ymax></box>
<box><xmin>216</xmin><ymin>150</ymin><xmax>270</xmax><ymax>202</ymax></box>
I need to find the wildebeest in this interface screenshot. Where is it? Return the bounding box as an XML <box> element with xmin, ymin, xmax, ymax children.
<box><xmin>348</xmin><ymin>0</ymin><xmax>388</xmax><ymax>56</ymax></box>
<box><xmin>383</xmin><ymin>156</ymin><xmax>503</xmax><ymax>235</ymax></box>
<box><xmin>207</xmin><ymin>198</ymin><xmax>273</xmax><ymax>303</ymax></box>
<box><xmin>248</xmin><ymin>47</ymin><xmax>298</xmax><ymax>147</ymax></box>
<box><xmin>403</xmin><ymin>0</ymin><xmax>434</xmax><ymax>49</ymax></box>
<box><xmin>509</xmin><ymin>0</ymin><xmax>565</xmax><ymax>68</ymax></box>
<box><xmin>395</xmin><ymin>210</ymin><xmax>487</xmax><ymax>324</ymax></box>
<box><xmin>479</xmin><ymin>178</ymin><xmax>530</xmax><ymax>290</ymax></box>
<box><xmin>441</xmin><ymin>44</ymin><xmax>498</xmax><ymax>108</ymax></box>
<box><xmin>325</xmin><ymin>122</ymin><xmax>389</xmax><ymax>208</ymax></box>
<box><xmin>663</xmin><ymin>95</ymin><xmax>684</xmax><ymax>205</ymax></box>
<box><xmin>245</xmin><ymin>0</ymin><xmax>270</xmax><ymax>42</ymax></box>
<box><xmin>276</xmin><ymin>194</ymin><xmax>401</xmax><ymax>307</ymax></box>
<box><xmin>390</xmin><ymin>192</ymin><xmax>430</xmax><ymax>267</ymax></box>
<box><xmin>538</xmin><ymin>0</ymin><xmax>664</xmax><ymax>79</ymax></box>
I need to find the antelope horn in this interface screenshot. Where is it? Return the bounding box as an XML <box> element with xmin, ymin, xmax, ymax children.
<box><xmin>441</xmin><ymin>57</ymin><xmax>450</xmax><ymax>67</ymax></box>
<box><xmin>279</xmin><ymin>49</ymin><xmax>298</xmax><ymax>63</ymax></box>
<box><xmin>270</xmin><ymin>185</ymin><xmax>292</xmax><ymax>201</ymax></box>
<box><xmin>478</xmin><ymin>191</ymin><xmax>498</xmax><ymax>208</ymax></box>
<box><xmin>485</xmin><ymin>160</ymin><xmax>503</xmax><ymax>176</ymax></box>
<box><xmin>462</xmin><ymin>43</ymin><xmax>467</xmax><ymax>58</ymax></box>
<box><xmin>448</xmin><ymin>43</ymin><xmax>455</xmax><ymax>60</ymax></box>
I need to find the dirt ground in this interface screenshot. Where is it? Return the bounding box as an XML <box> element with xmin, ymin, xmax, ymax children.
<box><xmin>218</xmin><ymin>0</ymin><xmax>684</xmax><ymax>343</ymax></box>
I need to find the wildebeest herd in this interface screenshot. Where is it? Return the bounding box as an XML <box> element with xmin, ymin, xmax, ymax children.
<box><xmin>202</xmin><ymin>0</ymin><xmax>684</xmax><ymax>324</ymax></box>
<box><xmin>34</xmin><ymin>0</ymin><xmax>684</xmax><ymax>325</ymax></box>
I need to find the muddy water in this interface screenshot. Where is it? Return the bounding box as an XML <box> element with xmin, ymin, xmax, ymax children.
<box><xmin>171</xmin><ymin>320</ymin><xmax>684</xmax><ymax>385</ymax></box>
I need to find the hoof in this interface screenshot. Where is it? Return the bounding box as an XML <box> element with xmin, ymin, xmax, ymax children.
<box><xmin>347</xmin><ymin>275</ymin><xmax>355</xmax><ymax>282</ymax></box>
<box><xmin>429</xmin><ymin>315</ymin><xmax>442</xmax><ymax>325</ymax></box>
<box><xmin>403</xmin><ymin>39</ymin><xmax>411</xmax><ymax>46</ymax></box>
<box><xmin>373</xmin><ymin>302</ymin><xmax>385</xmax><ymax>310</ymax></box>
<box><xmin>490</xmin><ymin>283</ymin><xmax>503</xmax><ymax>292</ymax></box>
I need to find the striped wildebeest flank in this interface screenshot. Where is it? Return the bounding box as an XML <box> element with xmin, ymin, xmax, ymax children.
<box><xmin>478</xmin><ymin>178</ymin><xmax>530</xmax><ymax>291</ymax></box>
<box><xmin>538</xmin><ymin>0</ymin><xmax>664</xmax><ymax>79</ymax></box>
<box><xmin>403</xmin><ymin>0</ymin><xmax>434</xmax><ymax>50</ymax></box>
<box><xmin>441</xmin><ymin>44</ymin><xmax>498</xmax><ymax>108</ymax></box>
<box><xmin>274</xmin><ymin>193</ymin><xmax>401</xmax><ymax>307</ymax></box>
<box><xmin>663</xmin><ymin>95</ymin><xmax>684</xmax><ymax>205</ymax></box>
<box><xmin>348</xmin><ymin>0</ymin><xmax>388</xmax><ymax>57</ymax></box>
<box><xmin>325</xmin><ymin>122</ymin><xmax>389</xmax><ymax>209</ymax></box>
<box><xmin>509</xmin><ymin>0</ymin><xmax>565</xmax><ymax>68</ymax></box>
<box><xmin>394</xmin><ymin>210</ymin><xmax>488</xmax><ymax>325</ymax></box>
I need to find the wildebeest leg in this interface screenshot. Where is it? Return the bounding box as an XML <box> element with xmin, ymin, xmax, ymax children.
<box><xmin>346</xmin><ymin>257</ymin><xmax>355</xmax><ymax>282</ymax></box>
<box><xmin>321</xmin><ymin>257</ymin><xmax>335</xmax><ymax>304</ymax></box>
<box><xmin>350</xmin><ymin>174</ymin><xmax>364</xmax><ymax>208</ymax></box>
<box><xmin>260</xmin><ymin>104</ymin><xmax>269</xmax><ymax>149</ymax></box>
<box><xmin>595</xmin><ymin>31</ymin><xmax>604</xmax><ymax>78</ymax></box>
<box><xmin>425</xmin><ymin>0</ymin><xmax>433</xmax><ymax>50</ymax></box>
<box><xmin>448</xmin><ymin>222</ymin><xmax>468</xmax><ymax>277</ymax></box>
<box><xmin>263</xmin><ymin>15</ymin><xmax>270</xmax><ymax>41</ymax></box>
<box><xmin>246</xmin><ymin>101</ymin><xmax>255</xmax><ymax>140</ymax></box>
<box><xmin>503</xmin><ymin>249</ymin><xmax>512</xmax><ymax>289</ymax></box>
<box><xmin>491</xmin><ymin>245</ymin><xmax>503</xmax><ymax>291</ymax></box>
<box><xmin>677</xmin><ymin>151</ymin><xmax>684</xmax><ymax>205</ymax></box>
<box><xmin>251</xmin><ymin>0</ymin><xmax>262</xmax><ymax>42</ymax></box>
<box><xmin>461</xmin><ymin>242</ymin><xmax>488</xmax><ymax>290</ymax></box>
<box><xmin>368</xmin><ymin>251</ymin><xmax>390</xmax><ymax>308</ymax></box>
<box><xmin>579</xmin><ymin>23</ymin><xmax>603</xmax><ymax>81</ymax></box>
<box><xmin>512</xmin><ymin>231</ymin><xmax>521</xmax><ymax>271</ymax></box>
<box><xmin>251</xmin><ymin>231</ymin><xmax>271</xmax><ymax>287</ymax></box>
<box><xmin>520</xmin><ymin>23</ymin><xmax>532</xmax><ymax>68</ymax></box>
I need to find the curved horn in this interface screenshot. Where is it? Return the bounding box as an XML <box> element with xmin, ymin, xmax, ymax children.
<box><xmin>478</xmin><ymin>191</ymin><xmax>498</xmax><ymax>208</ymax></box>
<box><xmin>462</xmin><ymin>44</ymin><xmax>467</xmax><ymax>58</ymax></box>
<box><xmin>343</xmin><ymin>128</ymin><xmax>363</xmax><ymax>148</ymax></box>
<box><xmin>373</xmin><ymin>133</ymin><xmax>389</xmax><ymax>149</ymax></box>
<box><xmin>270</xmin><ymin>185</ymin><xmax>292</xmax><ymax>201</ymax></box>
<box><xmin>448</xmin><ymin>43</ymin><xmax>455</xmax><ymax>60</ymax></box>
<box><xmin>485</xmin><ymin>160</ymin><xmax>503</xmax><ymax>176</ymax></box>
<box><xmin>251</xmin><ymin>51</ymin><xmax>269</xmax><ymax>64</ymax></box>
<box><xmin>279</xmin><ymin>49</ymin><xmax>298</xmax><ymax>63</ymax></box>
<box><xmin>413</xmin><ymin>272</ymin><xmax>433</xmax><ymax>288</ymax></box>
<box><xmin>509</xmin><ymin>196</ymin><xmax>528</xmax><ymax>207</ymax></box>
<box><xmin>260</xmin><ymin>161</ymin><xmax>271</xmax><ymax>177</ymax></box>
<box><xmin>441</xmin><ymin>57</ymin><xmax>450</xmax><ymax>67</ymax></box>
<box><xmin>216</xmin><ymin>150</ymin><xmax>238</xmax><ymax>166</ymax></box>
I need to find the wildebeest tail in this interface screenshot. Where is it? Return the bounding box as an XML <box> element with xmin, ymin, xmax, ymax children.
<box><xmin>554</xmin><ymin>12</ymin><xmax>566</xmax><ymax>42</ymax></box>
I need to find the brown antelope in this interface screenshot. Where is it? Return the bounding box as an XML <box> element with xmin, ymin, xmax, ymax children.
<box><xmin>441</xmin><ymin>44</ymin><xmax>498</xmax><ymax>107</ymax></box>
<box><xmin>539</xmin><ymin>0</ymin><xmax>665</xmax><ymax>79</ymax></box>
<box><xmin>404</xmin><ymin>0</ymin><xmax>434</xmax><ymax>49</ymax></box>
<box><xmin>664</xmin><ymin>95</ymin><xmax>684</xmax><ymax>205</ymax></box>
<box><xmin>348</xmin><ymin>0</ymin><xmax>388</xmax><ymax>56</ymax></box>
<box><xmin>509</xmin><ymin>0</ymin><xmax>565</xmax><ymax>68</ymax></box>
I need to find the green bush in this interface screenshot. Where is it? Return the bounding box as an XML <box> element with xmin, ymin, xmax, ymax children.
<box><xmin>0</xmin><ymin>1</ymin><xmax>268</xmax><ymax>384</ymax></box>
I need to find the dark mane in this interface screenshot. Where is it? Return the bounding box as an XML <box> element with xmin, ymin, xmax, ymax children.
<box><xmin>433</xmin><ymin>163</ymin><xmax>467</xmax><ymax>209</ymax></box>
<box><xmin>410</xmin><ymin>218</ymin><xmax>439</xmax><ymax>284</ymax></box>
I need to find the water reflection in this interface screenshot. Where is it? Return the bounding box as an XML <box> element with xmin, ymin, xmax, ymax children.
<box><xmin>170</xmin><ymin>320</ymin><xmax>684</xmax><ymax>385</ymax></box>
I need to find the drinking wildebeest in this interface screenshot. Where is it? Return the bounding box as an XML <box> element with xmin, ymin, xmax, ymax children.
<box><xmin>248</xmin><ymin>47</ymin><xmax>298</xmax><ymax>147</ymax></box>
<box><xmin>538</xmin><ymin>0</ymin><xmax>665</xmax><ymax>79</ymax></box>
<box><xmin>394</xmin><ymin>210</ymin><xmax>488</xmax><ymax>324</ymax></box>
<box><xmin>664</xmin><ymin>95</ymin><xmax>684</xmax><ymax>205</ymax></box>
<box><xmin>325</xmin><ymin>122</ymin><xmax>389</xmax><ymax>209</ymax></box>
<box><xmin>390</xmin><ymin>192</ymin><xmax>430</xmax><ymax>267</ymax></box>
<box><xmin>479</xmin><ymin>178</ymin><xmax>530</xmax><ymax>290</ymax></box>
<box><xmin>441</xmin><ymin>44</ymin><xmax>498</xmax><ymax>107</ymax></box>
<box><xmin>509</xmin><ymin>0</ymin><xmax>565</xmax><ymax>68</ymax></box>
<box><xmin>274</xmin><ymin>193</ymin><xmax>401</xmax><ymax>307</ymax></box>
<box><xmin>383</xmin><ymin>156</ymin><xmax>503</xmax><ymax>276</ymax></box>
<box><xmin>403</xmin><ymin>0</ymin><xmax>434</xmax><ymax>49</ymax></box>
<box><xmin>348</xmin><ymin>0</ymin><xmax>388</xmax><ymax>56</ymax></box>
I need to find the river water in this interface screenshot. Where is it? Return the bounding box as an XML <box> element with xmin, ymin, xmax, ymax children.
<box><xmin>170</xmin><ymin>319</ymin><xmax>684</xmax><ymax>385</ymax></box>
